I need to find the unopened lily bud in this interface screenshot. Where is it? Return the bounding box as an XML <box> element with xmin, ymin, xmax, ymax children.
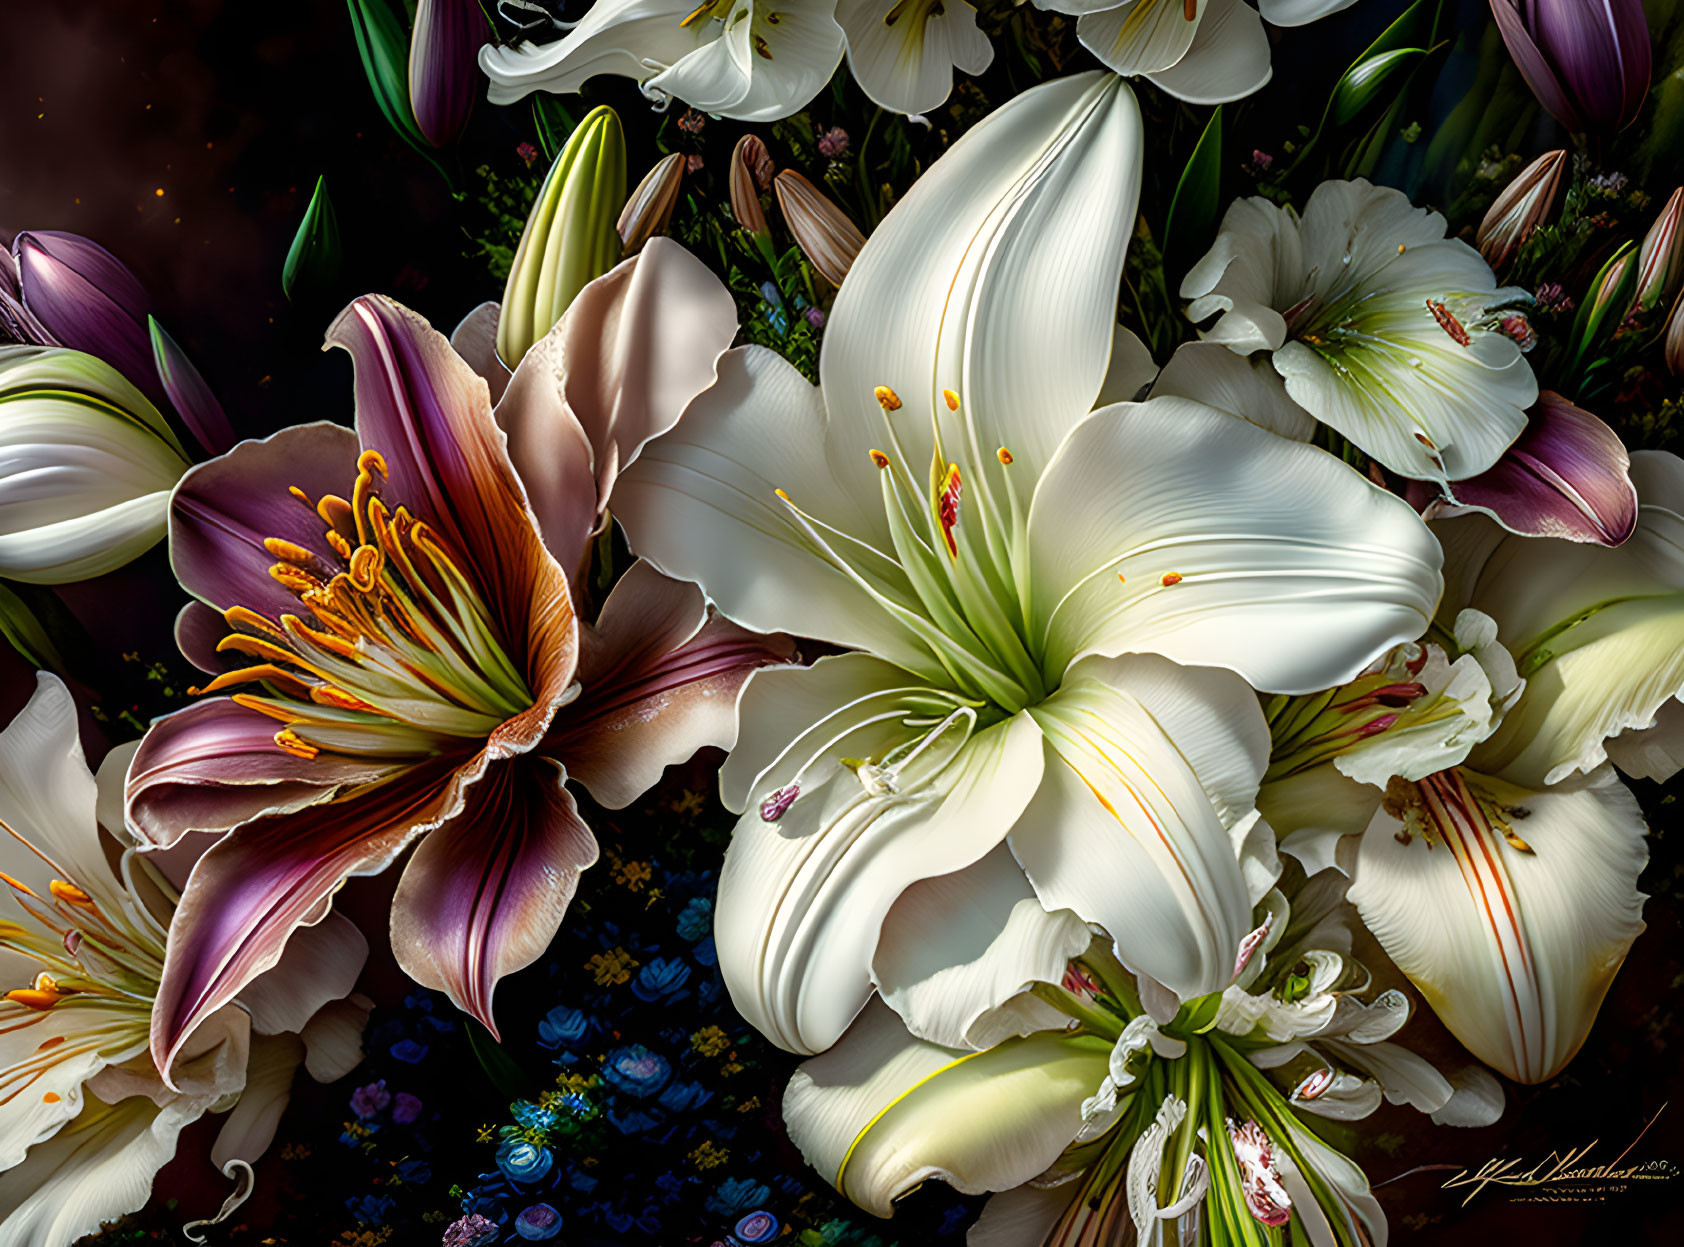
<box><xmin>1666</xmin><ymin>296</ymin><xmax>1684</xmax><ymax>376</ymax></box>
<box><xmin>0</xmin><ymin>346</ymin><xmax>191</xmax><ymax>583</ymax></box>
<box><xmin>408</xmin><ymin>0</ymin><xmax>487</xmax><ymax>147</ymax></box>
<box><xmin>774</xmin><ymin>171</ymin><xmax>866</xmax><ymax>288</ymax></box>
<box><xmin>11</xmin><ymin>230</ymin><xmax>158</xmax><ymax>402</ymax></box>
<box><xmin>618</xmin><ymin>153</ymin><xmax>685</xmax><ymax>256</ymax></box>
<box><xmin>497</xmin><ymin>105</ymin><xmax>627</xmax><ymax>367</ymax></box>
<box><xmin>730</xmin><ymin>136</ymin><xmax>773</xmax><ymax>236</ymax></box>
<box><xmin>1477</xmin><ymin>149</ymin><xmax>1565</xmax><ymax>270</ymax></box>
<box><xmin>1631</xmin><ymin>187</ymin><xmax>1684</xmax><ymax>315</ymax></box>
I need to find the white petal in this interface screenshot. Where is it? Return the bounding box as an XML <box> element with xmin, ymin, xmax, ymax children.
<box><xmin>1143</xmin><ymin>0</ymin><xmax>1273</xmax><ymax>105</ymax></box>
<box><xmin>300</xmin><ymin>994</ymin><xmax>373</xmax><ymax>1084</ymax></box>
<box><xmin>1348</xmin><ymin>765</ymin><xmax>1647</xmax><ymax>1083</ymax></box>
<box><xmin>0</xmin><ymin>1000</ymin><xmax>143</xmax><ymax>1170</ymax></box>
<box><xmin>449</xmin><ymin>301</ymin><xmax>510</xmax><ymax>405</ymax></box>
<box><xmin>1258</xmin><ymin>0</ymin><xmax>1358</xmax><ymax>25</ymax></box>
<box><xmin>480</xmin><ymin>0</ymin><xmax>722</xmax><ymax>104</ymax></box>
<box><xmin>1605</xmin><ymin>694</ymin><xmax>1684</xmax><ymax>782</ymax></box>
<box><xmin>783</xmin><ymin>997</ymin><xmax>1110</xmax><ymax>1216</ymax></box>
<box><xmin>716</xmin><ymin>662</ymin><xmax>1046</xmax><ymax>1052</ymax></box>
<box><xmin>1026</xmin><ymin>398</ymin><xmax>1443</xmax><ymax>693</ymax></box>
<box><xmin>1180</xmin><ymin>196</ymin><xmax>1299</xmax><ymax>350</ymax></box>
<box><xmin>1322</xmin><ymin>1038</ymin><xmax>1454</xmax><ymax>1117</ymax></box>
<box><xmin>837</xmin><ymin>0</ymin><xmax>993</xmax><ymax>115</ymax></box>
<box><xmin>1077</xmin><ymin>0</ymin><xmax>1202</xmax><ymax>77</ymax></box>
<box><xmin>1276</xmin><ymin>1118</ymin><xmax>1387</xmax><ymax>1247</ymax></box>
<box><xmin>967</xmin><ymin>1183</ymin><xmax>1071</xmax><ymax>1246</ymax></box>
<box><xmin>1150</xmin><ymin>341</ymin><xmax>1315</xmax><ymax>441</ymax></box>
<box><xmin>873</xmin><ymin>842</ymin><xmax>1091</xmax><ymax>1049</ymax></box>
<box><xmin>1011</xmin><ymin>653</ymin><xmax>1270</xmax><ymax>1003</ymax></box>
<box><xmin>822</xmin><ymin>71</ymin><xmax>1143</xmax><ymax>489</ymax></box>
<box><xmin>210</xmin><ymin>1031</ymin><xmax>304</xmax><ymax>1169</ymax></box>
<box><xmin>1095</xmin><ymin>324</ymin><xmax>1161</xmax><ymax>408</ymax></box>
<box><xmin>1428</xmin><ymin>1062</ymin><xmax>1506</xmax><ymax>1127</ymax></box>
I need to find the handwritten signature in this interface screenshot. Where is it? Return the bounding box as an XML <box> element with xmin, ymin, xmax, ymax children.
<box><xmin>1440</xmin><ymin>1103</ymin><xmax>1676</xmax><ymax>1206</ymax></box>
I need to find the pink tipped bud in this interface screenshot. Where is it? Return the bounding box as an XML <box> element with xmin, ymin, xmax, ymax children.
<box><xmin>1477</xmin><ymin>149</ymin><xmax>1566</xmax><ymax>270</ymax></box>
<box><xmin>1632</xmin><ymin>187</ymin><xmax>1684</xmax><ymax>315</ymax></box>
<box><xmin>1227</xmin><ymin>1118</ymin><xmax>1293</xmax><ymax>1228</ymax></box>
<box><xmin>1233</xmin><ymin>916</ymin><xmax>1273</xmax><ymax>980</ymax></box>
<box><xmin>618</xmin><ymin>153</ymin><xmax>685</xmax><ymax>256</ymax></box>
<box><xmin>774</xmin><ymin>171</ymin><xmax>867</xmax><ymax>289</ymax></box>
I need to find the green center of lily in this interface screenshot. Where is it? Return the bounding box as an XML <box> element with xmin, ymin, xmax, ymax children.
<box><xmin>195</xmin><ymin>448</ymin><xmax>534</xmax><ymax>761</ymax></box>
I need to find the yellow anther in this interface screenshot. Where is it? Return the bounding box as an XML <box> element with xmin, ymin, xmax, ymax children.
<box><xmin>1160</xmin><ymin>571</ymin><xmax>1184</xmax><ymax>586</ymax></box>
<box><xmin>996</xmin><ymin>447</ymin><xmax>1013</xmax><ymax>465</ymax></box>
<box><xmin>263</xmin><ymin>537</ymin><xmax>318</xmax><ymax>565</ymax></box>
<box><xmin>311</xmin><ymin>686</ymin><xmax>379</xmax><ymax>713</ymax></box>
<box><xmin>5</xmin><ymin>988</ymin><xmax>63</xmax><ymax>1011</ymax></box>
<box><xmin>1397</xmin><ymin>243</ymin><xmax>1407</xmax><ymax>254</ymax></box>
<box><xmin>0</xmin><ymin>871</ymin><xmax>39</xmax><ymax>899</ymax></box>
<box><xmin>269</xmin><ymin>563</ymin><xmax>321</xmax><ymax>595</ymax></box>
<box><xmin>873</xmin><ymin>385</ymin><xmax>902</xmax><ymax>411</ymax></box>
<box><xmin>942</xmin><ymin>389</ymin><xmax>960</xmax><ymax>411</ymax></box>
<box><xmin>47</xmin><ymin>881</ymin><xmax>94</xmax><ymax>907</ymax></box>
<box><xmin>272</xmin><ymin>728</ymin><xmax>320</xmax><ymax>760</ymax></box>
<box><xmin>356</xmin><ymin>449</ymin><xmax>388</xmax><ymax>479</ymax></box>
<box><xmin>1116</xmin><ymin>573</ymin><xmax>1127</xmax><ymax>585</ymax></box>
<box><xmin>288</xmin><ymin>485</ymin><xmax>314</xmax><ymax>507</ymax></box>
<box><xmin>869</xmin><ymin>449</ymin><xmax>890</xmax><ymax>469</ymax></box>
<box><xmin>775</xmin><ymin>488</ymin><xmax>793</xmax><ymax>502</ymax></box>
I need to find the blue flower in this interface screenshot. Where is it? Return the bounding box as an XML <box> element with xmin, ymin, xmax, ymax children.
<box><xmin>630</xmin><ymin>957</ymin><xmax>692</xmax><ymax>1001</ymax></box>
<box><xmin>693</xmin><ymin>935</ymin><xmax>718</xmax><ymax>967</ymax></box>
<box><xmin>656</xmin><ymin>1080</ymin><xmax>712</xmax><ymax>1113</ymax></box>
<box><xmin>606</xmin><ymin>1105</ymin><xmax>662</xmax><ymax>1135</ymax></box>
<box><xmin>674</xmin><ymin>897</ymin><xmax>713</xmax><ymax>941</ymax></box>
<box><xmin>395</xmin><ymin>1158</ymin><xmax>432</xmax><ymax>1184</ymax></box>
<box><xmin>388</xmin><ymin>1038</ymin><xmax>428</xmax><ymax>1064</ymax></box>
<box><xmin>601</xmin><ymin>1044</ymin><xmax>671</xmax><ymax>1098</ymax></box>
<box><xmin>735</xmin><ymin>1210</ymin><xmax>782</xmax><ymax>1244</ymax></box>
<box><xmin>707</xmin><ymin>1177</ymin><xmax>772</xmax><ymax>1218</ymax></box>
<box><xmin>510</xmin><ymin>1100</ymin><xmax>557</xmax><ymax>1132</ymax></box>
<box><xmin>536</xmin><ymin>1005</ymin><xmax>590</xmax><ymax>1049</ymax></box>
<box><xmin>513</xmin><ymin>1202</ymin><xmax>563</xmax><ymax>1241</ymax></box>
<box><xmin>495</xmin><ymin>1138</ymin><xmax>555</xmax><ymax>1184</ymax></box>
<box><xmin>344</xmin><ymin>1194</ymin><xmax>396</xmax><ymax>1223</ymax></box>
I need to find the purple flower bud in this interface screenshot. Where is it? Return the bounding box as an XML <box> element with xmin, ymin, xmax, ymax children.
<box><xmin>1631</xmin><ymin>186</ymin><xmax>1684</xmax><ymax>315</ymax></box>
<box><xmin>817</xmin><ymin>127</ymin><xmax>850</xmax><ymax>159</ymax></box>
<box><xmin>392</xmin><ymin>1091</ymin><xmax>423</xmax><ymax>1123</ymax></box>
<box><xmin>408</xmin><ymin>0</ymin><xmax>488</xmax><ymax>147</ymax></box>
<box><xmin>1488</xmin><ymin>0</ymin><xmax>1652</xmax><ymax>134</ymax></box>
<box><xmin>12</xmin><ymin>230</ymin><xmax>158</xmax><ymax>397</ymax></box>
<box><xmin>350</xmin><ymin>1079</ymin><xmax>392</xmax><ymax>1119</ymax></box>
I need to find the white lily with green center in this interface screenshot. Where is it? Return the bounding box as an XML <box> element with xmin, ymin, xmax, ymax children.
<box><xmin>1259</xmin><ymin>599</ymin><xmax>1651</xmax><ymax>1084</ymax></box>
<box><xmin>1181</xmin><ymin>179</ymin><xmax>1539</xmax><ymax>491</ymax></box>
<box><xmin>478</xmin><ymin>0</ymin><xmax>994</xmax><ymax>120</ymax></box>
<box><xmin>613</xmin><ymin>71</ymin><xmax>1443</xmax><ymax>1057</ymax></box>
<box><xmin>0</xmin><ymin>674</ymin><xmax>368</xmax><ymax>1246</ymax></box>
<box><xmin>782</xmin><ymin>881</ymin><xmax>1490</xmax><ymax>1247</ymax></box>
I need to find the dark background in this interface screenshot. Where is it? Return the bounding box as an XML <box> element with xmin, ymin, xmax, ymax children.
<box><xmin>2</xmin><ymin>1</ymin><xmax>1683</xmax><ymax>1243</ymax></box>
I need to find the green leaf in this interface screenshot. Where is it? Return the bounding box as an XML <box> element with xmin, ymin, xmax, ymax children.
<box><xmin>1333</xmin><ymin>48</ymin><xmax>1426</xmax><ymax>125</ymax></box>
<box><xmin>0</xmin><ymin>580</ymin><xmax>69</xmax><ymax>675</ymax></box>
<box><xmin>533</xmin><ymin>95</ymin><xmax>577</xmax><ymax>164</ymax></box>
<box><xmin>1356</xmin><ymin>0</ymin><xmax>1440</xmax><ymax>62</ymax></box>
<box><xmin>282</xmin><ymin>175</ymin><xmax>343</xmax><ymax>302</ymax></box>
<box><xmin>461</xmin><ymin>1017</ymin><xmax>529</xmax><ymax>1100</ymax></box>
<box><xmin>347</xmin><ymin>0</ymin><xmax>428</xmax><ymax>152</ymax></box>
<box><xmin>1568</xmin><ymin>240</ymin><xmax>1639</xmax><ymax>372</ymax></box>
<box><xmin>1162</xmin><ymin>106</ymin><xmax>1222</xmax><ymax>286</ymax></box>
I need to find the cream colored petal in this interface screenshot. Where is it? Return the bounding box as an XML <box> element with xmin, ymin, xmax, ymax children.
<box><xmin>1143</xmin><ymin>0</ymin><xmax>1272</xmax><ymax>105</ymax></box>
<box><xmin>837</xmin><ymin>0</ymin><xmax>994</xmax><ymax>115</ymax></box>
<box><xmin>300</xmin><ymin>994</ymin><xmax>373</xmax><ymax>1084</ymax></box>
<box><xmin>1077</xmin><ymin>0</ymin><xmax>1203</xmax><ymax>77</ymax></box>
<box><xmin>210</xmin><ymin>1030</ymin><xmax>304</xmax><ymax>1170</ymax></box>
<box><xmin>1149</xmin><ymin>341</ymin><xmax>1315</xmax><ymax>441</ymax></box>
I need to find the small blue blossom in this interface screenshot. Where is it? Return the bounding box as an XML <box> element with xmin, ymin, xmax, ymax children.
<box><xmin>631</xmin><ymin>956</ymin><xmax>692</xmax><ymax>1001</ymax></box>
<box><xmin>674</xmin><ymin>896</ymin><xmax>712</xmax><ymax>941</ymax></box>
<box><xmin>693</xmin><ymin>934</ymin><xmax>718</xmax><ymax>967</ymax></box>
<box><xmin>537</xmin><ymin>1005</ymin><xmax>590</xmax><ymax>1049</ymax></box>
<box><xmin>707</xmin><ymin>1177</ymin><xmax>772</xmax><ymax>1218</ymax></box>
<box><xmin>513</xmin><ymin>1202</ymin><xmax>563</xmax><ymax>1240</ymax></box>
<box><xmin>510</xmin><ymin>1100</ymin><xmax>557</xmax><ymax>1132</ymax></box>
<box><xmin>344</xmin><ymin>1194</ymin><xmax>396</xmax><ymax>1223</ymax></box>
<box><xmin>736</xmin><ymin>1209</ymin><xmax>782</xmax><ymax>1243</ymax></box>
<box><xmin>496</xmin><ymin>1138</ymin><xmax>555</xmax><ymax>1184</ymax></box>
<box><xmin>601</xmin><ymin>1044</ymin><xmax>671</xmax><ymax>1098</ymax></box>
<box><xmin>656</xmin><ymin>1080</ymin><xmax>711</xmax><ymax>1113</ymax></box>
<box><xmin>388</xmin><ymin>1038</ymin><xmax>428</xmax><ymax>1063</ymax></box>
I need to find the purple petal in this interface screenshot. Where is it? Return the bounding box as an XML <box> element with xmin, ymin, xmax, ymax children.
<box><xmin>169</xmin><ymin>421</ymin><xmax>359</xmax><ymax>620</ymax></box>
<box><xmin>546</xmin><ymin>561</ymin><xmax>796</xmax><ymax>809</ymax></box>
<box><xmin>389</xmin><ymin>755</ymin><xmax>597</xmax><ymax>1035</ymax></box>
<box><xmin>127</xmin><ymin>697</ymin><xmax>402</xmax><ymax>850</ymax></box>
<box><xmin>1437</xmin><ymin>392</ymin><xmax>1638</xmax><ymax>545</ymax></box>
<box><xmin>1532</xmin><ymin>0</ymin><xmax>1651</xmax><ymax>131</ymax></box>
<box><xmin>13</xmin><ymin>230</ymin><xmax>159</xmax><ymax>397</ymax></box>
<box><xmin>1490</xmin><ymin>0</ymin><xmax>1585</xmax><ymax>131</ymax></box>
<box><xmin>150</xmin><ymin>316</ymin><xmax>236</xmax><ymax>456</ymax></box>
<box><xmin>152</xmin><ymin>758</ymin><xmax>460</xmax><ymax>1081</ymax></box>
<box><xmin>408</xmin><ymin>0</ymin><xmax>487</xmax><ymax>147</ymax></box>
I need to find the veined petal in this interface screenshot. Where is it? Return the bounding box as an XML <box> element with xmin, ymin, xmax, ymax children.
<box><xmin>872</xmin><ymin>842</ymin><xmax>1091</xmax><ymax>1049</ymax></box>
<box><xmin>1011</xmin><ymin>653</ymin><xmax>1270</xmax><ymax>1003</ymax></box>
<box><xmin>150</xmin><ymin>759</ymin><xmax>461</xmax><ymax>1081</ymax></box>
<box><xmin>822</xmin><ymin>71</ymin><xmax>1143</xmax><ymax>490</ymax></box>
<box><xmin>546</xmin><ymin>560</ymin><xmax>794</xmax><ymax>810</ymax></box>
<box><xmin>968</xmin><ymin>1184</ymin><xmax>1072</xmax><ymax>1247</ymax></box>
<box><xmin>1442</xmin><ymin>452</ymin><xmax>1684</xmax><ymax>786</ymax></box>
<box><xmin>448</xmin><ymin>302</ymin><xmax>509</xmax><ymax>405</ymax></box>
<box><xmin>299</xmin><ymin>994</ymin><xmax>372</xmax><ymax>1083</ymax></box>
<box><xmin>1027</xmin><ymin>398</ymin><xmax>1442</xmax><ymax>693</ymax></box>
<box><xmin>0</xmin><ymin>995</ymin><xmax>144</xmax><ymax>1171</ymax></box>
<box><xmin>649</xmin><ymin>2</ymin><xmax>843</xmax><ymax>122</ymax></box>
<box><xmin>390</xmin><ymin>756</ymin><xmax>597</xmax><ymax>1037</ymax></box>
<box><xmin>783</xmin><ymin>997</ymin><xmax>1111</xmax><ymax>1217</ymax></box>
<box><xmin>209</xmin><ymin>1030</ymin><xmax>304</xmax><ymax>1170</ymax></box>
<box><xmin>1143</xmin><ymin>0</ymin><xmax>1273</xmax><ymax>106</ymax></box>
<box><xmin>1149</xmin><ymin>341</ymin><xmax>1315</xmax><ymax>441</ymax></box>
<box><xmin>325</xmin><ymin>296</ymin><xmax>578</xmax><ymax>718</ymax></box>
<box><xmin>125</xmin><ymin>698</ymin><xmax>402</xmax><ymax>851</ymax></box>
<box><xmin>613</xmin><ymin>345</ymin><xmax>936</xmax><ymax>675</ymax></box>
<box><xmin>715</xmin><ymin>655</ymin><xmax>1046</xmax><ymax>1053</ymax></box>
<box><xmin>480</xmin><ymin>0</ymin><xmax>723</xmax><ymax>104</ymax></box>
<box><xmin>1348</xmin><ymin>764</ymin><xmax>1647</xmax><ymax>1083</ymax></box>
<box><xmin>234</xmin><ymin>910</ymin><xmax>367</xmax><ymax>1037</ymax></box>
<box><xmin>1257</xmin><ymin>0</ymin><xmax>1356</xmax><ymax>23</ymax></box>
<box><xmin>836</xmin><ymin>0</ymin><xmax>994</xmax><ymax>115</ymax></box>
<box><xmin>1076</xmin><ymin>0</ymin><xmax>1203</xmax><ymax>78</ymax></box>
<box><xmin>1321</xmin><ymin>1038</ymin><xmax>1455</xmax><ymax>1118</ymax></box>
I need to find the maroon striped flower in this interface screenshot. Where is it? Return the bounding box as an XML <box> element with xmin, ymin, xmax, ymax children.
<box><xmin>1489</xmin><ymin>0</ymin><xmax>1652</xmax><ymax>134</ymax></box>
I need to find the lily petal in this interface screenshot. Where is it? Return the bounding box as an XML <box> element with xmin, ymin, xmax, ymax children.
<box><xmin>209</xmin><ymin>1030</ymin><xmax>304</xmax><ymax>1170</ymax></box>
<box><xmin>836</xmin><ymin>0</ymin><xmax>994</xmax><ymax>115</ymax></box>
<box><xmin>1027</xmin><ymin>397</ymin><xmax>1443</xmax><ymax>693</ymax></box>
<box><xmin>871</xmin><ymin>842</ymin><xmax>1091</xmax><ymax>1049</ymax></box>
<box><xmin>449</xmin><ymin>301</ymin><xmax>509</xmax><ymax>405</ymax></box>
<box><xmin>547</xmin><ymin>560</ymin><xmax>794</xmax><ymax>810</ymax></box>
<box><xmin>235</xmin><ymin>910</ymin><xmax>367</xmax><ymax>1036</ymax></box>
<box><xmin>714</xmin><ymin>654</ymin><xmax>1046</xmax><ymax>1053</ymax></box>
<box><xmin>1076</xmin><ymin>0</ymin><xmax>1203</xmax><ymax>78</ymax></box>
<box><xmin>783</xmin><ymin>997</ymin><xmax>1111</xmax><ymax>1217</ymax></box>
<box><xmin>1011</xmin><ymin>653</ymin><xmax>1270</xmax><ymax>1003</ymax></box>
<box><xmin>389</xmin><ymin>756</ymin><xmax>597</xmax><ymax>1037</ymax></box>
<box><xmin>1143</xmin><ymin>0</ymin><xmax>1273</xmax><ymax>106</ymax></box>
<box><xmin>1149</xmin><ymin>341</ymin><xmax>1315</xmax><ymax>441</ymax></box>
<box><xmin>1348</xmin><ymin>764</ymin><xmax>1647</xmax><ymax>1083</ymax></box>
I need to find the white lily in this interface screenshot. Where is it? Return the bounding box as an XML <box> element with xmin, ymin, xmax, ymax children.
<box><xmin>479</xmin><ymin>0</ymin><xmax>993</xmax><ymax>120</ymax></box>
<box><xmin>1262</xmin><ymin>606</ymin><xmax>1649</xmax><ymax>1084</ymax></box>
<box><xmin>0</xmin><ymin>346</ymin><xmax>191</xmax><ymax>584</ymax></box>
<box><xmin>0</xmin><ymin>674</ymin><xmax>367</xmax><ymax>1246</ymax></box>
<box><xmin>781</xmin><ymin>917</ymin><xmax>1426</xmax><ymax>1247</ymax></box>
<box><xmin>1031</xmin><ymin>0</ymin><xmax>1355</xmax><ymax>105</ymax></box>
<box><xmin>613</xmin><ymin>72</ymin><xmax>1443</xmax><ymax>1056</ymax></box>
<box><xmin>1181</xmin><ymin>179</ymin><xmax>1539</xmax><ymax>489</ymax></box>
